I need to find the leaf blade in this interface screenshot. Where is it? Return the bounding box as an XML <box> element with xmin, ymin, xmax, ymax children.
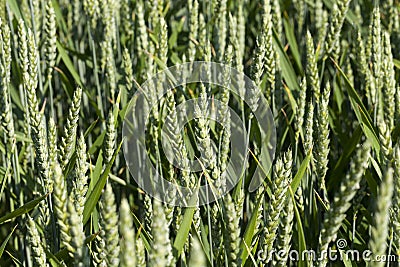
<box><xmin>83</xmin><ymin>141</ymin><xmax>123</xmax><ymax>225</ymax></box>
<box><xmin>0</xmin><ymin>224</ymin><xmax>17</xmax><ymax>258</ymax></box>
<box><xmin>0</xmin><ymin>193</ymin><xmax>48</xmax><ymax>224</ymax></box>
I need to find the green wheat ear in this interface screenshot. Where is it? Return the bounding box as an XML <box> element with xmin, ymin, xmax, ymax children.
<box><xmin>44</xmin><ymin>1</ymin><xmax>57</xmax><ymax>81</ymax></box>
<box><xmin>306</xmin><ymin>30</ymin><xmax>320</xmax><ymax>102</ymax></box>
<box><xmin>393</xmin><ymin>142</ymin><xmax>400</xmax><ymax>257</ymax></box>
<box><xmin>211</xmin><ymin>202</ymin><xmax>223</xmax><ymax>265</ymax></box>
<box><xmin>382</xmin><ymin>31</ymin><xmax>396</xmax><ymax>132</ymax></box>
<box><xmin>213</xmin><ymin>0</ymin><xmax>227</xmax><ymax>61</ymax></box>
<box><xmin>104</xmin><ymin>108</ymin><xmax>116</xmax><ymax>165</ymax></box>
<box><xmin>136</xmin><ymin>0</ymin><xmax>149</xmax><ymax>58</ymax></box>
<box><xmin>72</xmin><ymin>133</ymin><xmax>88</xmax><ymax>219</ymax></box>
<box><xmin>0</xmin><ymin>20</ymin><xmax>15</xmax><ymax>153</ymax></box>
<box><xmin>295</xmin><ymin>185</ymin><xmax>305</xmax><ymax>215</ymax></box>
<box><xmin>223</xmin><ymin>194</ymin><xmax>241</xmax><ymax>266</ymax></box>
<box><xmin>198</xmin><ymin>13</ymin><xmax>207</xmax><ymax>55</ymax></box>
<box><xmin>119</xmin><ymin>198</ymin><xmax>136</xmax><ymax>267</ymax></box>
<box><xmin>188</xmin><ymin>0</ymin><xmax>199</xmax><ymax>62</ymax></box>
<box><xmin>318</xmin><ymin>142</ymin><xmax>371</xmax><ymax>267</ymax></box>
<box><xmin>121</xmin><ymin>48</ymin><xmax>133</xmax><ymax>95</ymax></box>
<box><xmin>30</xmin><ymin>0</ymin><xmax>42</xmax><ymax>42</ymax></box>
<box><xmin>47</xmin><ymin>117</ymin><xmax>58</xmax><ymax>173</ymax></box>
<box><xmin>218</xmin><ymin>44</ymin><xmax>233</xmax><ymax>175</ymax></box>
<box><xmin>315</xmin><ymin>0</ymin><xmax>328</xmax><ymax>45</ymax></box>
<box><xmin>314</xmin><ymin>82</ymin><xmax>331</xmax><ymax>203</ymax></box>
<box><xmin>249</xmin><ymin>34</ymin><xmax>265</xmax><ymax>114</ymax></box>
<box><xmin>83</xmin><ymin>0</ymin><xmax>99</xmax><ymax>29</ymax></box>
<box><xmin>397</xmin><ymin>85</ymin><xmax>400</xmax><ymax>124</ymax></box>
<box><xmin>303</xmin><ymin>101</ymin><xmax>314</xmax><ymax>156</ymax></box>
<box><xmin>356</xmin><ymin>29</ymin><xmax>375</xmax><ymax>108</ymax></box>
<box><xmin>52</xmin><ymin>161</ymin><xmax>69</xmax><ymax>250</ymax></box>
<box><xmin>323</xmin><ymin>0</ymin><xmax>351</xmax><ymax>56</ymax></box>
<box><xmin>150</xmin><ymin>198</ymin><xmax>174</xmax><ymax>267</ymax></box>
<box><xmin>18</xmin><ymin>19</ymin><xmax>28</xmax><ymax>74</ymax></box>
<box><xmin>65</xmin><ymin>196</ymin><xmax>87</xmax><ymax>265</ymax></box>
<box><xmin>164</xmin><ymin>88</ymin><xmax>192</xmax><ymax>188</ymax></box>
<box><xmin>262</xmin><ymin>149</ymin><xmax>293</xmax><ymax>264</ymax></box>
<box><xmin>262</xmin><ymin>0</ymin><xmax>276</xmax><ymax>106</ymax></box>
<box><xmin>271</xmin><ymin>0</ymin><xmax>282</xmax><ymax>40</ymax></box>
<box><xmin>22</xmin><ymin>25</ymin><xmax>50</xmax><ymax>189</ymax></box>
<box><xmin>93</xmin><ymin>232</ymin><xmax>106</xmax><ymax>266</ymax></box>
<box><xmin>99</xmin><ymin>183</ymin><xmax>120</xmax><ymax>267</ymax></box>
<box><xmin>27</xmin><ymin>216</ymin><xmax>48</xmax><ymax>267</ymax></box>
<box><xmin>60</xmin><ymin>86</ymin><xmax>82</xmax><ymax>170</ymax></box>
<box><xmin>189</xmin><ymin>237</ymin><xmax>206</xmax><ymax>266</ymax></box>
<box><xmin>143</xmin><ymin>194</ymin><xmax>153</xmax><ymax>239</ymax></box>
<box><xmin>274</xmin><ymin>196</ymin><xmax>294</xmax><ymax>266</ymax></box>
<box><xmin>367</xmin><ymin>6</ymin><xmax>382</xmax><ymax>106</ymax></box>
<box><xmin>18</xmin><ymin>18</ymin><xmax>32</xmax><ymax>171</ymax></box>
<box><xmin>136</xmin><ymin>235</ymin><xmax>146</xmax><ymax>267</ymax></box>
<box><xmin>157</xmin><ymin>16</ymin><xmax>168</xmax><ymax>67</ymax></box>
<box><xmin>378</xmin><ymin>114</ymin><xmax>393</xmax><ymax>163</ymax></box>
<box><xmin>103</xmin><ymin>39</ymin><xmax>117</xmax><ymax>102</ymax></box>
<box><xmin>369</xmin><ymin>167</ymin><xmax>394</xmax><ymax>267</ymax></box>
<box><xmin>120</xmin><ymin>0</ymin><xmax>133</xmax><ymax>40</ymax></box>
<box><xmin>295</xmin><ymin>77</ymin><xmax>306</xmax><ymax>142</ymax></box>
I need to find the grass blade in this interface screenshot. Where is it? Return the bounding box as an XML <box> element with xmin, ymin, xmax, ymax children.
<box><xmin>332</xmin><ymin>59</ymin><xmax>380</xmax><ymax>155</ymax></box>
<box><xmin>240</xmin><ymin>195</ymin><xmax>263</xmax><ymax>263</ymax></box>
<box><xmin>0</xmin><ymin>224</ymin><xmax>17</xmax><ymax>258</ymax></box>
<box><xmin>291</xmin><ymin>150</ymin><xmax>312</xmax><ymax>192</ymax></box>
<box><xmin>83</xmin><ymin>141</ymin><xmax>123</xmax><ymax>225</ymax></box>
<box><xmin>173</xmin><ymin>206</ymin><xmax>196</xmax><ymax>258</ymax></box>
<box><xmin>0</xmin><ymin>193</ymin><xmax>48</xmax><ymax>224</ymax></box>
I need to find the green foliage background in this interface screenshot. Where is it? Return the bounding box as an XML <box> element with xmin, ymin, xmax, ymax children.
<box><xmin>0</xmin><ymin>0</ymin><xmax>399</xmax><ymax>266</ymax></box>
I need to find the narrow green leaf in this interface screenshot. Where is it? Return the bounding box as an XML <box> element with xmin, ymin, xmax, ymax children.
<box><xmin>56</xmin><ymin>41</ymin><xmax>84</xmax><ymax>88</ymax></box>
<box><xmin>198</xmin><ymin>222</ymin><xmax>212</xmax><ymax>264</ymax></box>
<box><xmin>88</xmin><ymin>151</ymin><xmax>103</xmax><ymax>196</ymax></box>
<box><xmin>45</xmin><ymin>248</ymin><xmax>63</xmax><ymax>267</ymax></box>
<box><xmin>6</xmin><ymin>0</ymin><xmax>22</xmax><ymax>19</ymax></box>
<box><xmin>0</xmin><ymin>141</ymin><xmax>5</xmax><ymax>155</ymax></box>
<box><xmin>168</xmin><ymin>17</ymin><xmax>185</xmax><ymax>49</ymax></box>
<box><xmin>51</xmin><ymin>0</ymin><xmax>68</xmax><ymax>38</ymax></box>
<box><xmin>0</xmin><ymin>224</ymin><xmax>17</xmax><ymax>258</ymax></box>
<box><xmin>83</xmin><ymin>141</ymin><xmax>123</xmax><ymax>225</ymax></box>
<box><xmin>0</xmin><ymin>193</ymin><xmax>48</xmax><ymax>224</ymax></box>
<box><xmin>173</xmin><ymin>206</ymin><xmax>196</xmax><ymax>258</ymax></box>
<box><xmin>283</xmin><ymin>83</ymin><xmax>298</xmax><ymax>112</ymax></box>
<box><xmin>289</xmin><ymin>187</ymin><xmax>308</xmax><ymax>267</ymax></box>
<box><xmin>131</xmin><ymin>211</ymin><xmax>152</xmax><ymax>251</ymax></box>
<box><xmin>272</xmin><ymin>28</ymin><xmax>300</xmax><ymax>91</ymax></box>
<box><xmin>88</xmin><ymin>132</ymin><xmax>105</xmax><ymax>155</ymax></box>
<box><xmin>393</xmin><ymin>58</ymin><xmax>400</xmax><ymax>69</ymax></box>
<box><xmin>240</xmin><ymin>195</ymin><xmax>263</xmax><ymax>262</ymax></box>
<box><xmin>332</xmin><ymin>59</ymin><xmax>380</xmax><ymax>155</ymax></box>
<box><xmin>291</xmin><ymin>150</ymin><xmax>312</xmax><ymax>192</ymax></box>
<box><xmin>5</xmin><ymin>250</ymin><xmax>22</xmax><ymax>266</ymax></box>
<box><xmin>243</xmin><ymin>241</ymin><xmax>258</xmax><ymax>267</ymax></box>
<box><xmin>84</xmin><ymin>119</ymin><xmax>99</xmax><ymax>139</ymax></box>
<box><xmin>9</xmin><ymin>84</ymin><xmax>23</xmax><ymax>111</ymax></box>
<box><xmin>338</xmin><ymin>248</ymin><xmax>353</xmax><ymax>267</ymax></box>
<box><xmin>283</xmin><ymin>17</ymin><xmax>303</xmax><ymax>74</ymax></box>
